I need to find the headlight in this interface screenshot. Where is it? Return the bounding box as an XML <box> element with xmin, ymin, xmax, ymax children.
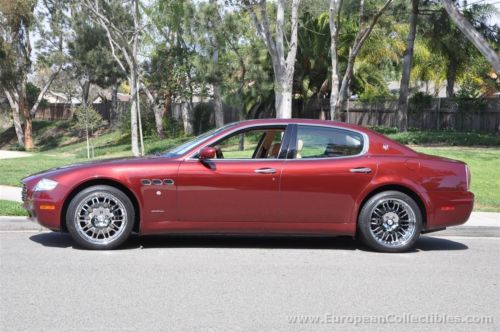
<box><xmin>33</xmin><ymin>178</ymin><xmax>58</xmax><ymax>191</ymax></box>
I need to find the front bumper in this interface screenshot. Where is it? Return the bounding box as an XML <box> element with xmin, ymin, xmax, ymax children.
<box><xmin>22</xmin><ymin>184</ymin><xmax>65</xmax><ymax>231</ymax></box>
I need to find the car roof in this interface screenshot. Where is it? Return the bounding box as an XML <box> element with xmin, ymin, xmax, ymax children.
<box><xmin>231</xmin><ymin>118</ymin><xmax>368</xmax><ymax>133</ymax></box>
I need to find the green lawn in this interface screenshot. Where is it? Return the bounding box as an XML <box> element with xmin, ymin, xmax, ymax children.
<box><xmin>0</xmin><ymin>200</ymin><xmax>27</xmax><ymax>216</ymax></box>
<box><xmin>0</xmin><ymin>130</ymin><xmax>190</xmax><ymax>186</ymax></box>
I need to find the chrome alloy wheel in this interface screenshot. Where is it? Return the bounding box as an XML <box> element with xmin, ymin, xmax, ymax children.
<box><xmin>74</xmin><ymin>192</ymin><xmax>128</xmax><ymax>245</ymax></box>
<box><xmin>369</xmin><ymin>198</ymin><xmax>417</xmax><ymax>247</ymax></box>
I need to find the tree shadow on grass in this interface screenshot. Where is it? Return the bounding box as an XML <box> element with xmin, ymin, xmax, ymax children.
<box><xmin>29</xmin><ymin>232</ymin><xmax>468</xmax><ymax>252</ymax></box>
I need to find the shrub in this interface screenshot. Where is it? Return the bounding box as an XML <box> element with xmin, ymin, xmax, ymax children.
<box><xmin>72</xmin><ymin>105</ymin><xmax>107</xmax><ymax>137</ymax></box>
<box><xmin>409</xmin><ymin>92</ymin><xmax>432</xmax><ymax>113</ymax></box>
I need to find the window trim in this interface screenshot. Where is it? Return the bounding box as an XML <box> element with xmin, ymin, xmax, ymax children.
<box><xmin>285</xmin><ymin>124</ymin><xmax>369</xmax><ymax>161</ymax></box>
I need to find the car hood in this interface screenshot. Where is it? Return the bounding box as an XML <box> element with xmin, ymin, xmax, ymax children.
<box><xmin>22</xmin><ymin>155</ymin><xmax>174</xmax><ymax>184</ymax></box>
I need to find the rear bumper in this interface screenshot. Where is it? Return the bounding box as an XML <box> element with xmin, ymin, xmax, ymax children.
<box><xmin>426</xmin><ymin>190</ymin><xmax>474</xmax><ymax>230</ymax></box>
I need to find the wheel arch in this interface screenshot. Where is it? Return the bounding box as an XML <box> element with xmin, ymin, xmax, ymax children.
<box><xmin>60</xmin><ymin>178</ymin><xmax>141</xmax><ymax>233</ymax></box>
<box><xmin>356</xmin><ymin>184</ymin><xmax>428</xmax><ymax>231</ymax></box>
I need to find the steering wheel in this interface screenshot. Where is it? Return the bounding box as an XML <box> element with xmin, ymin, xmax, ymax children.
<box><xmin>215</xmin><ymin>146</ymin><xmax>224</xmax><ymax>159</ymax></box>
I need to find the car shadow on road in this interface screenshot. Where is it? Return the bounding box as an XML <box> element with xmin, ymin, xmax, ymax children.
<box><xmin>29</xmin><ymin>232</ymin><xmax>468</xmax><ymax>252</ymax></box>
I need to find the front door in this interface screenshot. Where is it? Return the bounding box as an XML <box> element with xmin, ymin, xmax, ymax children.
<box><xmin>176</xmin><ymin>126</ymin><xmax>289</xmax><ymax>222</ymax></box>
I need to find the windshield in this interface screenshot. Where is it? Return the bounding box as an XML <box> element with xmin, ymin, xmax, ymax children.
<box><xmin>164</xmin><ymin>122</ymin><xmax>238</xmax><ymax>157</ymax></box>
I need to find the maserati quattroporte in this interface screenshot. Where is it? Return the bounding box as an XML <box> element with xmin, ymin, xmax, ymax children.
<box><xmin>22</xmin><ymin>119</ymin><xmax>473</xmax><ymax>252</ymax></box>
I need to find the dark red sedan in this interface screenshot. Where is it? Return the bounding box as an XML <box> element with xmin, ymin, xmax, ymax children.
<box><xmin>21</xmin><ymin>119</ymin><xmax>474</xmax><ymax>252</ymax></box>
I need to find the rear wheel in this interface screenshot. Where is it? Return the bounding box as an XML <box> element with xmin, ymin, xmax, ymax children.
<box><xmin>66</xmin><ymin>185</ymin><xmax>134</xmax><ymax>250</ymax></box>
<box><xmin>358</xmin><ymin>191</ymin><xmax>422</xmax><ymax>252</ymax></box>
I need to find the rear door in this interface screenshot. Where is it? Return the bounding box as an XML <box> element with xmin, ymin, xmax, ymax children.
<box><xmin>280</xmin><ymin>124</ymin><xmax>377</xmax><ymax>223</ymax></box>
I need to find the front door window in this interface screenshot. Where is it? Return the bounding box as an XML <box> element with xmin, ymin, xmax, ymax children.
<box><xmin>212</xmin><ymin>128</ymin><xmax>286</xmax><ymax>159</ymax></box>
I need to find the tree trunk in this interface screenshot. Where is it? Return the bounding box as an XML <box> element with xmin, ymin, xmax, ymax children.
<box><xmin>21</xmin><ymin>106</ymin><xmax>34</xmax><ymax>151</ymax></box>
<box><xmin>210</xmin><ymin>9</ymin><xmax>224</xmax><ymax>128</ymax></box>
<box><xmin>336</xmin><ymin>54</ymin><xmax>355</xmax><ymax>116</ymax></box>
<box><xmin>275</xmin><ymin>83</ymin><xmax>293</xmax><ymax>119</ymax></box>
<box><xmin>446</xmin><ymin>60</ymin><xmax>457</xmax><ymax>97</ymax></box>
<box><xmin>153</xmin><ymin>102</ymin><xmax>166</xmax><ymax>139</ymax></box>
<box><xmin>213</xmin><ymin>84</ymin><xmax>224</xmax><ymax>127</ymax></box>
<box><xmin>182</xmin><ymin>101</ymin><xmax>194</xmax><ymax>135</ymax></box>
<box><xmin>329</xmin><ymin>0</ymin><xmax>340</xmax><ymax>121</ymax></box>
<box><xmin>442</xmin><ymin>0</ymin><xmax>500</xmax><ymax>73</ymax></box>
<box><xmin>81</xmin><ymin>77</ymin><xmax>91</xmax><ymax>107</ymax></box>
<box><xmin>397</xmin><ymin>0</ymin><xmax>418</xmax><ymax>131</ymax></box>
<box><xmin>18</xmin><ymin>82</ymin><xmax>34</xmax><ymax>150</ymax></box>
<box><xmin>111</xmin><ymin>81</ymin><xmax>118</xmax><ymax>127</ymax></box>
<box><xmin>163</xmin><ymin>91</ymin><xmax>171</xmax><ymax>120</ymax></box>
<box><xmin>129</xmin><ymin>72</ymin><xmax>140</xmax><ymax>157</ymax></box>
<box><xmin>246</xmin><ymin>0</ymin><xmax>301</xmax><ymax>120</ymax></box>
<box><xmin>4</xmin><ymin>89</ymin><xmax>25</xmax><ymax>147</ymax></box>
<box><xmin>12</xmin><ymin>104</ymin><xmax>24</xmax><ymax>147</ymax></box>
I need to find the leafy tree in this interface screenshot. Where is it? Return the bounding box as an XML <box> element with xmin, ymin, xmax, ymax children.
<box><xmin>73</xmin><ymin>105</ymin><xmax>107</xmax><ymax>158</ymax></box>
<box><xmin>82</xmin><ymin>0</ymin><xmax>145</xmax><ymax>156</ymax></box>
<box><xmin>68</xmin><ymin>17</ymin><xmax>125</xmax><ymax>106</ymax></box>
<box><xmin>329</xmin><ymin>0</ymin><xmax>394</xmax><ymax>119</ymax></box>
<box><xmin>442</xmin><ymin>0</ymin><xmax>499</xmax><ymax>73</ymax></box>
<box><xmin>0</xmin><ymin>0</ymin><xmax>67</xmax><ymax>150</ymax></box>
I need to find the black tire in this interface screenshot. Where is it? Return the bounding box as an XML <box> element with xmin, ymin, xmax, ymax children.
<box><xmin>358</xmin><ymin>191</ymin><xmax>422</xmax><ymax>253</ymax></box>
<box><xmin>66</xmin><ymin>185</ymin><xmax>135</xmax><ymax>250</ymax></box>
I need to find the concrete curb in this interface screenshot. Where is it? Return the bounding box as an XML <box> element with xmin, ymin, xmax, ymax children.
<box><xmin>0</xmin><ymin>213</ymin><xmax>498</xmax><ymax>232</ymax></box>
<box><xmin>0</xmin><ymin>217</ymin><xmax>47</xmax><ymax>231</ymax></box>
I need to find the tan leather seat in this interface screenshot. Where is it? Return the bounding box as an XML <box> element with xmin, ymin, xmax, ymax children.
<box><xmin>269</xmin><ymin>142</ymin><xmax>281</xmax><ymax>158</ymax></box>
<box><xmin>296</xmin><ymin>139</ymin><xmax>304</xmax><ymax>159</ymax></box>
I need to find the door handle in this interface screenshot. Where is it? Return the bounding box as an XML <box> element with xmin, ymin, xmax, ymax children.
<box><xmin>254</xmin><ymin>168</ymin><xmax>277</xmax><ymax>174</ymax></box>
<box><xmin>350</xmin><ymin>167</ymin><xmax>372</xmax><ymax>174</ymax></box>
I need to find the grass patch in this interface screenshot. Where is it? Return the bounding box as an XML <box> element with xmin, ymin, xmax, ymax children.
<box><xmin>0</xmin><ymin>154</ymin><xmax>86</xmax><ymax>186</ymax></box>
<box><xmin>0</xmin><ymin>130</ymin><xmax>191</xmax><ymax>187</ymax></box>
<box><xmin>413</xmin><ymin>146</ymin><xmax>500</xmax><ymax>212</ymax></box>
<box><xmin>0</xmin><ymin>200</ymin><xmax>27</xmax><ymax>216</ymax></box>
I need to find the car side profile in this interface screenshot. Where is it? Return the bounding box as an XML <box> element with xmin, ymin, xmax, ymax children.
<box><xmin>21</xmin><ymin>119</ymin><xmax>474</xmax><ymax>252</ymax></box>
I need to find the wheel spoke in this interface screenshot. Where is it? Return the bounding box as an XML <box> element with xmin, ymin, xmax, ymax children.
<box><xmin>74</xmin><ymin>192</ymin><xmax>128</xmax><ymax>245</ymax></box>
<box><xmin>369</xmin><ymin>198</ymin><xmax>417</xmax><ymax>248</ymax></box>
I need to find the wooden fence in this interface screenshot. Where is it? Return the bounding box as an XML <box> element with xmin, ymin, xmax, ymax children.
<box><xmin>35</xmin><ymin>101</ymin><xmax>129</xmax><ymax>127</ymax></box>
<box><xmin>296</xmin><ymin>98</ymin><xmax>500</xmax><ymax>133</ymax></box>
<box><xmin>32</xmin><ymin>97</ymin><xmax>500</xmax><ymax>133</ymax></box>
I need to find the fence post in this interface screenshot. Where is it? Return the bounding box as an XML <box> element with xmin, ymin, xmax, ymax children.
<box><xmin>436</xmin><ymin>98</ymin><xmax>441</xmax><ymax>130</ymax></box>
<box><xmin>347</xmin><ymin>99</ymin><xmax>350</xmax><ymax>123</ymax></box>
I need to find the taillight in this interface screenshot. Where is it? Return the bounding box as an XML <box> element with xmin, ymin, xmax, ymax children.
<box><xmin>465</xmin><ymin>165</ymin><xmax>471</xmax><ymax>190</ymax></box>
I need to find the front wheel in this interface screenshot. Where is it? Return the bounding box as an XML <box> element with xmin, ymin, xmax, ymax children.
<box><xmin>66</xmin><ymin>185</ymin><xmax>135</xmax><ymax>250</ymax></box>
<box><xmin>358</xmin><ymin>191</ymin><xmax>422</xmax><ymax>252</ymax></box>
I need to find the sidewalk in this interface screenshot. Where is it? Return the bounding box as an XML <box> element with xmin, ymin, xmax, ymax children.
<box><xmin>0</xmin><ymin>185</ymin><xmax>22</xmax><ymax>202</ymax></box>
<box><xmin>0</xmin><ymin>150</ymin><xmax>32</xmax><ymax>159</ymax></box>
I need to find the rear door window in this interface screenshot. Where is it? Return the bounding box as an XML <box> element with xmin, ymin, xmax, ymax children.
<box><xmin>294</xmin><ymin>125</ymin><xmax>364</xmax><ymax>159</ymax></box>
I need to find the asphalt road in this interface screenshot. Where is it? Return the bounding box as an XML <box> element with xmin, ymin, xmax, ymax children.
<box><xmin>1</xmin><ymin>230</ymin><xmax>499</xmax><ymax>331</ymax></box>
